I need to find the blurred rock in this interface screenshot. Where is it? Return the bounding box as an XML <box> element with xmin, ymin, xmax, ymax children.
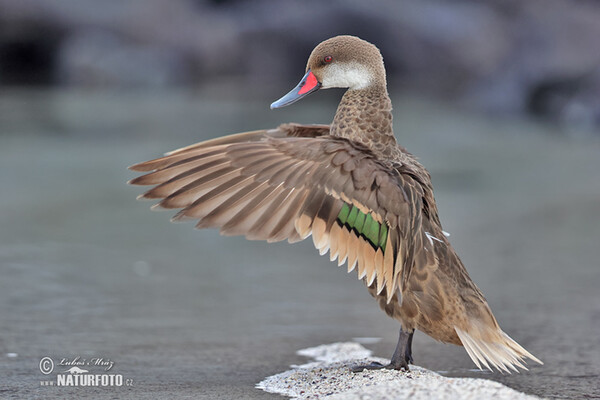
<box><xmin>0</xmin><ymin>0</ymin><xmax>599</xmax><ymax>128</ymax></box>
<box><xmin>56</xmin><ymin>30</ymin><xmax>191</xmax><ymax>88</ymax></box>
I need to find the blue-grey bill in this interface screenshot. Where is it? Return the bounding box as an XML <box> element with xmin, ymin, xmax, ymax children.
<box><xmin>270</xmin><ymin>70</ymin><xmax>321</xmax><ymax>109</ymax></box>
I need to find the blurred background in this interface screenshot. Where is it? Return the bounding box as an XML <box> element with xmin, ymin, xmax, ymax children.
<box><xmin>0</xmin><ymin>1</ymin><xmax>599</xmax><ymax>399</ymax></box>
<box><xmin>1</xmin><ymin>0</ymin><xmax>600</xmax><ymax>129</ymax></box>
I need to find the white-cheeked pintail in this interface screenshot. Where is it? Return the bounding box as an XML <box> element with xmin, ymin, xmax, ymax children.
<box><xmin>130</xmin><ymin>35</ymin><xmax>542</xmax><ymax>373</ymax></box>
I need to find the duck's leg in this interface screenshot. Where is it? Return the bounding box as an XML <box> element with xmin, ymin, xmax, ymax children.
<box><xmin>351</xmin><ymin>328</ymin><xmax>414</xmax><ymax>372</ymax></box>
<box><xmin>390</xmin><ymin>329</ymin><xmax>414</xmax><ymax>368</ymax></box>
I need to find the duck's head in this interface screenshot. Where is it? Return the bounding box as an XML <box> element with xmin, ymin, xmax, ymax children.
<box><xmin>271</xmin><ymin>35</ymin><xmax>386</xmax><ymax>109</ymax></box>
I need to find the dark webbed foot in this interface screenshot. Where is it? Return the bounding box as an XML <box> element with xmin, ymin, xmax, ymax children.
<box><xmin>351</xmin><ymin>328</ymin><xmax>414</xmax><ymax>373</ymax></box>
<box><xmin>350</xmin><ymin>361</ymin><xmax>385</xmax><ymax>372</ymax></box>
<box><xmin>350</xmin><ymin>360</ymin><xmax>410</xmax><ymax>372</ymax></box>
<box><xmin>388</xmin><ymin>358</ymin><xmax>410</xmax><ymax>371</ymax></box>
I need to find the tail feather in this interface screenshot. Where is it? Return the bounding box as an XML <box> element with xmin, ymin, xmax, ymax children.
<box><xmin>455</xmin><ymin>327</ymin><xmax>543</xmax><ymax>373</ymax></box>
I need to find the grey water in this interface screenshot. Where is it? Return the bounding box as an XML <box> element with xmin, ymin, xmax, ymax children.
<box><xmin>0</xmin><ymin>89</ymin><xmax>599</xmax><ymax>399</ymax></box>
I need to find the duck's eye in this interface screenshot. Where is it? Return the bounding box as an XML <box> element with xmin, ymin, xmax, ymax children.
<box><xmin>324</xmin><ymin>55</ymin><xmax>333</xmax><ymax>63</ymax></box>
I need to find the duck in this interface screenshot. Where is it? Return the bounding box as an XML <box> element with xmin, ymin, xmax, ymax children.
<box><xmin>129</xmin><ymin>35</ymin><xmax>542</xmax><ymax>373</ymax></box>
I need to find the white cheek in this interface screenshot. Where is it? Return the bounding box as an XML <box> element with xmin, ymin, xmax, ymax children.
<box><xmin>321</xmin><ymin>63</ymin><xmax>373</xmax><ymax>90</ymax></box>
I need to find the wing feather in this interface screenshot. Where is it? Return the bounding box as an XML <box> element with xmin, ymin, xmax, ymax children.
<box><xmin>375</xmin><ymin>249</ymin><xmax>385</xmax><ymax>294</ymax></box>
<box><xmin>346</xmin><ymin>233</ymin><xmax>359</xmax><ymax>273</ymax></box>
<box><xmin>194</xmin><ymin>179</ymin><xmax>265</xmax><ymax>228</ymax></box>
<box><xmin>160</xmin><ymin>166</ymin><xmax>241</xmax><ymax>209</ymax></box>
<box><xmin>172</xmin><ymin>174</ymin><xmax>251</xmax><ymax>219</ymax></box>
<box><xmin>247</xmin><ymin>188</ymin><xmax>294</xmax><ymax>240</ymax></box>
<box><xmin>329</xmin><ymin>223</ymin><xmax>342</xmax><ymax>262</ymax></box>
<box><xmin>336</xmin><ymin>226</ymin><xmax>348</xmax><ymax>266</ymax></box>
<box><xmin>364</xmin><ymin>241</ymin><xmax>377</xmax><ymax>286</ymax></box>
<box><xmin>356</xmin><ymin>239</ymin><xmax>368</xmax><ymax>280</ymax></box>
<box><xmin>383</xmin><ymin>233</ymin><xmax>396</xmax><ymax>302</ymax></box>
<box><xmin>130</xmin><ymin>125</ymin><xmax>423</xmax><ymax>300</ymax></box>
<box><xmin>131</xmin><ymin>155</ymin><xmax>228</xmax><ymax>187</ymax></box>
<box><xmin>266</xmin><ymin>189</ymin><xmax>310</xmax><ymax>242</ymax></box>
<box><xmin>226</xmin><ymin>184</ymin><xmax>288</xmax><ymax>241</ymax></box>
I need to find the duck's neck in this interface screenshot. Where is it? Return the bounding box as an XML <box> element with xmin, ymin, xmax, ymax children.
<box><xmin>330</xmin><ymin>85</ymin><xmax>396</xmax><ymax>156</ymax></box>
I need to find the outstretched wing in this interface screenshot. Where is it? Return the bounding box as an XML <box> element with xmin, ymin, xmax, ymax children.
<box><xmin>129</xmin><ymin>124</ymin><xmax>431</xmax><ymax>303</ymax></box>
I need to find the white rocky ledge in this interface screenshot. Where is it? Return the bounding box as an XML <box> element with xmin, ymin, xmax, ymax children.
<box><xmin>257</xmin><ymin>342</ymin><xmax>540</xmax><ymax>400</ymax></box>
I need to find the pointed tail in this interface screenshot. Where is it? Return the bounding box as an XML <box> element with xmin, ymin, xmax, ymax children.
<box><xmin>455</xmin><ymin>326</ymin><xmax>543</xmax><ymax>373</ymax></box>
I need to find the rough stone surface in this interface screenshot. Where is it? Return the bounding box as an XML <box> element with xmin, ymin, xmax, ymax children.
<box><xmin>257</xmin><ymin>342</ymin><xmax>541</xmax><ymax>400</ymax></box>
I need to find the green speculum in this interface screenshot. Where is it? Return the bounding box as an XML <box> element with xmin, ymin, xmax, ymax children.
<box><xmin>337</xmin><ymin>203</ymin><xmax>388</xmax><ymax>251</ymax></box>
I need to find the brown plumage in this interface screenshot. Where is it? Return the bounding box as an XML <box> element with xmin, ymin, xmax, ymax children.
<box><xmin>129</xmin><ymin>35</ymin><xmax>542</xmax><ymax>373</ymax></box>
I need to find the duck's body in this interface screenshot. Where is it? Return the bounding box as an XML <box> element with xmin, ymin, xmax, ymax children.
<box><xmin>130</xmin><ymin>36</ymin><xmax>541</xmax><ymax>373</ymax></box>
